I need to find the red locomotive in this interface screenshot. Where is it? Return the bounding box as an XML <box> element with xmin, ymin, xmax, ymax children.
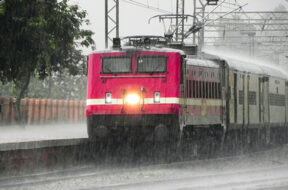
<box><xmin>86</xmin><ymin>37</ymin><xmax>184</xmax><ymax>143</ymax></box>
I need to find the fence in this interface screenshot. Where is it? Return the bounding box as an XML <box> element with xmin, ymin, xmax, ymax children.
<box><xmin>0</xmin><ymin>97</ymin><xmax>86</xmax><ymax>125</ymax></box>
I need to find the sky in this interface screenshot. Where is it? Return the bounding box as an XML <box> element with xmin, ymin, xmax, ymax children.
<box><xmin>70</xmin><ymin>0</ymin><xmax>288</xmax><ymax>52</ymax></box>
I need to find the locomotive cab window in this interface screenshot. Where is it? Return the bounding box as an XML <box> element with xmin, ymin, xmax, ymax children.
<box><xmin>101</xmin><ymin>56</ymin><xmax>132</xmax><ymax>74</ymax></box>
<box><xmin>137</xmin><ymin>55</ymin><xmax>167</xmax><ymax>73</ymax></box>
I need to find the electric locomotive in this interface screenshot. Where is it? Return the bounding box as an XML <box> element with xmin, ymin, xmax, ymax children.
<box><xmin>86</xmin><ymin>36</ymin><xmax>186</xmax><ymax>142</ymax></box>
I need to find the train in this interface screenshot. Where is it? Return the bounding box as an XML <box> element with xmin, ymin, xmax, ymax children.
<box><xmin>86</xmin><ymin>36</ymin><xmax>288</xmax><ymax>151</ymax></box>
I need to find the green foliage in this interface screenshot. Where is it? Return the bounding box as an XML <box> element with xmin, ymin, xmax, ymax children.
<box><xmin>27</xmin><ymin>72</ymin><xmax>87</xmax><ymax>100</ymax></box>
<box><xmin>0</xmin><ymin>6</ymin><xmax>4</xmax><ymax>15</ymax></box>
<box><xmin>0</xmin><ymin>0</ymin><xmax>95</xmax><ymax>99</ymax></box>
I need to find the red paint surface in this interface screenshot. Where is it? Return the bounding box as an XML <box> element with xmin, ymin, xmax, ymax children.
<box><xmin>86</xmin><ymin>51</ymin><xmax>181</xmax><ymax>117</ymax></box>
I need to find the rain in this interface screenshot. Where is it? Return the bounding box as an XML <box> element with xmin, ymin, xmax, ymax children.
<box><xmin>1</xmin><ymin>0</ymin><xmax>288</xmax><ymax>189</ymax></box>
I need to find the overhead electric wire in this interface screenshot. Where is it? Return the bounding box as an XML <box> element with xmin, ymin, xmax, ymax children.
<box><xmin>199</xmin><ymin>0</ymin><xmax>247</xmax><ymax>25</ymax></box>
<box><xmin>222</xmin><ymin>1</ymin><xmax>242</xmax><ymax>7</ymax></box>
<box><xmin>203</xmin><ymin>0</ymin><xmax>226</xmax><ymax>21</ymax></box>
<box><xmin>120</xmin><ymin>0</ymin><xmax>172</xmax><ymax>14</ymax></box>
<box><xmin>203</xmin><ymin>3</ymin><xmax>248</xmax><ymax>27</ymax></box>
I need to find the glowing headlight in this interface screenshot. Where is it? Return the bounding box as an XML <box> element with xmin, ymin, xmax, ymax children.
<box><xmin>125</xmin><ymin>94</ymin><xmax>140</xmax><ymax>104</ymax></box>
<box><xmin>105</xmin><ymin>92</ymin><xmax>112</xmax><ymax>104</ymax></box>
<box><xmin>154</xmin><ymin>92</ymin><xmax>160</xmax><ymax>103</ymax></box>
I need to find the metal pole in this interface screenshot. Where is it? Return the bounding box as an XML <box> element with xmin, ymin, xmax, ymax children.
<box><xmin>176</xmin><ymin>0</ymin><xmax>179</xmax><ymax>41</ymax></box>
<box><xmin>252</xmin><ymin>35</ymin><xmax>255</xmax><ymax>57</ymax></box>
<box><xmin>199</xmin><ymin>2</ymin><xmax>206</xmax><ymax>52</ymax></box>
<box><xmin>181</xmin><ymin>0</ymin><xmax>185</xmax><ymax>43</ymax></box>
<box><xmin>105</xmin><ymin>0</ymin><xmax>108</xmax><ymax>48</ymax></box>
<box><xmin>116</xmin><ymin>0</ymin><xmax>119</xmax><ymax>38</ymax></box>
<box><xmin>193</xmin><ymin>0</ymin><xmax>196</xmax><ymax>44</ymax></box>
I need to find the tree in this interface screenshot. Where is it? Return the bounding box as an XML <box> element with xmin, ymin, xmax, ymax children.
<box><xmin>0</xmin><ymin>0</ymin><xmax>95</xmax><ymax>124</ymax></box>
<box><xmin>27</xmin><ymin>69</ymin><xmax>87</xmax><ymax>100</ymax></box>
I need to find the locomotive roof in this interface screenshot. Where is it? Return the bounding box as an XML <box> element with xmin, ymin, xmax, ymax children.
<box><xmin>90</xmin><ymin>46</ymin><xmax>185</xmax><ymax>55</ymax></box>
<box><xmin>203</xmin><ymin>52</ymin><xmax>288</xmax><ymax>80</ymax></box>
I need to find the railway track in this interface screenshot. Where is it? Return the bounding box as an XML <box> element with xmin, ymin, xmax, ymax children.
<box><xmin>1</xmin><ymin>145</ymin><xmax>288</xmax><ymax>190</ymax></box>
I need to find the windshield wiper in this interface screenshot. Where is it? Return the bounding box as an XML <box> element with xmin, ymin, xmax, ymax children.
<box><xmin>150</xmin><ymin>63</ymin><xmax>163</xmax><ymax>74</ymax></box>
<box><xmin>104</xmin><ymin>66</ymin><xmax>112</xmax><ymax>73</ymax></box>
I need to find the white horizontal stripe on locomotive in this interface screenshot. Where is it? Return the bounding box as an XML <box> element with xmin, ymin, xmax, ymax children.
<box><xmin>86</xmin><ymin>98</ymin><xmax>222</xmax><ymax>106</ymax></box>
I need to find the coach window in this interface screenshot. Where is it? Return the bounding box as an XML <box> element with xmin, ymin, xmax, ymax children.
<box><xmin>203</xmin><ymin>82</ymin><xmax>206</xmax><ymax>98</ymax></box>
<box><xmin>193</xmin><ymin>70</ymin><xmax>196</xmax><ymax>77</ymax></box>
<box><xmin>212</xmin><ymin>82</ymin><xmax>214</xmax><ymax>99</ymax></box>
<box><xmin>102</xmin><ymin>56</ymin><xmax>132</xmax><ymax>74</ymax></box>
<box><xmin>137</xmin><ymin>55</ymin><xmax>167</xmax><ymax>73</ymax></box>
<box><xmin>200</xmin><ymin>81</ymin><xmax>203</xmax><ymax>98</ymax></box>
<box><xmin>217</xmin><ymin>83</ymin><xmax>221</xmax><ymax>99</ymax></box>
<box><xmin>192</xmin><ymin>80</ymin><xmax>195</xmax><ymax>98</ymax></box>
<box><xmin>206</xmin><ymin>82</ymin><xmax>209</xmax><ymax>99</ymax></box>
<box><xmin>186</xmin><ymin>80</ymin><xmax>191</xmax><ymax>97</ymax></box>
<box><xmin>214</xmin><ymin>82</ymin><xmax>217</xmax><ymax>99</ymax></box>
<box><xmin>198</xmin><ymin>81</ymin><xmax>201</xmax><ymax>98</ymax></box>
<box><xmin>211</xmin><ymin>82</ymin><xmax>213</xmax><ymax>99</ymax></box>
<box><xmin>210</xmin><ymin>82</ymin><xmax>213</xmax><ymax>99</ymax></box>
<box><xmin>215</xmin><ymin>82</ymin><xmax>218</xmax><ymax>99</ymax></box>
<box><xmin>195</xmin><ymin>81</ymin><xmax>199</xmax><ymax>98</ymax></box>
<box><xmin>207</xmin><ymin>82</ymin><xmax>209</xmax><ymax>99</ymax></box>
<box><xmin>199</xmin><ymin>81</ymin><xmax>201</xmax><ymax>98</ymax></box>
<box><xmin>190</xmin><ymin>80</ymin><xmax>193</xmax><ymax>97</ymax></box>
<box><xmin>202</xmin><ymin>81</ymin><xmax>204</xmax><ymax>98</ymax></box>
<box><xmin>208</xmin><ymin>82</ymin><xmax>211</xmax><ymax>99</ymax></box>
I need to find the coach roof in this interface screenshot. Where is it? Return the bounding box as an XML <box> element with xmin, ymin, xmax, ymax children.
<box><xmin>203</xmin><ymin>52</ymin><xmax>288</xmax><ymax>80</ymax></box>
<box><xmin>186</xmin><ymin>58</ymin><xmax>219</xmax><ymax>69</ymax></box>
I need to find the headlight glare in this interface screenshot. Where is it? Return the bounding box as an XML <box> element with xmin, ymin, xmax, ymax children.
<box><xmin>125</xmin><ymin>94</ymin><xmax>140</xmax><ymax>104</ymax></box>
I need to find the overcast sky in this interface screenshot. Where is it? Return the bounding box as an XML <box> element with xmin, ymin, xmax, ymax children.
<box><xmin>70</xmin><ymin>0</ymin><xmax>288</xmax><ymax>51</ymax></box>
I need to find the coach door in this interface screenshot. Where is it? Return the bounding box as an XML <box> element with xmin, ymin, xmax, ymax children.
<box><xmin>229</xmin><ymin>71</ymin><xmax>237</xmax><ymax>125</ymax></box>
<box><xmin>234</xmin><ymin>73</ymin><xmax>238</xmax><ymax>124</ymax></box>
<box><xmin>180</xmin><ymin>56</ymin><xmax>187</xmax><ymax>128</ymax></box>
<box><xmin>240</xmin><ymin>74</ymin><xmax>246</xmax><ymax>126</ymax></box>
<box><xmin>260</xmin><ymin>77</ymin><xmax>270</xmax><ymax>125</ymax></box>
<box><xmin>259</xmin><ymin>77</ymin><xmax>264</xmax><ymax>124</ymax></box>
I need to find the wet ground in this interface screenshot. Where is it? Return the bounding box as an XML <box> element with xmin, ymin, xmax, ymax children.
<box><xmin>0</xmin><ymin>123</ymin><xmax>87</xmax><ymax>144</ymax></box>
<box><xmin>1</xmin><ymin>144</ymin><xmax>288</xmax><ymax>190</ymax></box>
